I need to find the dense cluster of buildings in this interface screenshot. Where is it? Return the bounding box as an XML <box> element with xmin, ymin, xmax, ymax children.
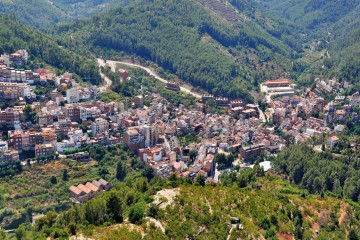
<box><xmin>110</xmin><ymin>89</ymin><xmax>285</xmax><ymax>181</ymax></box>
<box><xmin>263</xmin><ymin>77</ymin><xmax>358</xmax><ymax>149</ymax></box>
<box><xmin>0</xmin><ymin>50</ymin><xmax>28</xmax><ymax>67</ymax></box>
<box><xmin>2</xmin><ymin>51</ymin><xmax>354</xmax><ymax>187</ymax></box>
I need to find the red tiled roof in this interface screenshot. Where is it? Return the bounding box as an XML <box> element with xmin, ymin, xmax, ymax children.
<box><xmin>69</xmin><ymin>186</ymin><xmax>83</xmax><ymax>196</ymax></box>
<box><xmin>85</xmin><ymin>182</ymin><xmax>99</xmax><ymax>192</ymax></box>
<box><xmin>77</xmin><ymin>184</ymin><xmax>92</xmax><ymax>194</ymax></box>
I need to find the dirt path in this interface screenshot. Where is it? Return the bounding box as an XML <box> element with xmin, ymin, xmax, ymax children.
<box><xmin>339</xmin><ymin>203</ymin><xmax>349</xmax><ymax>227</ymax></box>
<box><xmin>226</xmin><ymin>225</ymin><xmax>235</xmax><ymax>240</ymax></box>
<box><xmin>70</xmin><ymin>234</ymin><xmax>94</xmax><ymax>240</ymax></box>
<box><xmin>206</xmin><ymin>198</ymin><xmax>213</xmax><ymax>214</ymax></box>
<box><xmin>153</xmin><ymin>188</ymin><xmax>179</xmax><ymax>209</ymax></box>
<box><xmin>146</xmin><ymin>217</ymin><xmax>166</xmax><ymax>233</ymax></box>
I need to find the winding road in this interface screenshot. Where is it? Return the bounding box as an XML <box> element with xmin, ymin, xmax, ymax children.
<box><xmin>97</xmin><ymin>58</ymin><xmax>201</xmax><ymax>98</ymax></box>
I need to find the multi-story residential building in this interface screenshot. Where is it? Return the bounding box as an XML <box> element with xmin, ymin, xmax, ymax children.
<box><xmin>0</xmin><ymin>141</ymin><xmax>8</xmax><ymax>152</ymax></box>
<box><xmin>0</xmin><ymin>82</ymin><xmax>22</xmax><ymax>101</ymax></box>
<box><xmin>91</xmin><ymin>118</ymin><xmax>109</xmax><ymax>135</ymax></box>
<box><xmin>69</xmin><ymin>179</ymin><xmax>110</xmax><ymax>203</ymax></box>
<box><xmin>327</xmin><ymin>136</ymin><xmax>339</xmax><ymax>149</ymax></box>
<box><xmin>124</xmin><ymin>127</ymin><xmax>145</xmax><ymax>150</ymax></box>
<box><xmin>144</xmin><ymin>125</ymin><xmax>159</xmax><ymax>147</ymax></box>
<box><xmin>66</xmin><ymin>87</ymin><xmax>80</xmax><ymax>104</ymax></box>
<box><xmin>239</xmin><ymin>144</ymin><xmax>265</xmax><ymax>160</ymax></box>
<box><xmin>40</xmin><ymin>129</ymin><xmax>56</xmax><ymax>144</ymax></box>
<box><xmin>134</xmin><ymin>95</ymin><xmax>144</xmax><ymax>108</ymax></box>
<box><xmin>0</xmin><ymin>150</ymin><xmax>19</xmax><ymax>163</ymax></box>
<box><xmin>0</xmin><ymin>108</ymin><xmax>23</xmax><ymax>127</ymax></box>
<box><xmin>215</xmin><ymin>97</ymin><xmax>229</xmax><ymax>106</ymax></box>
<box><xmin>56</xmin><ymin>140</ymin><xmax>80</xmax><ymax>153</ymax></box>
<box><xmin>38</xmin><ymin>112</ymin><xmax>54</xmax><ymax>126</ymax></box>
<box><xmin>1</xmin><ymin>50</ymin><xmax>28</xmax><ymax>66</ymax></box>
<box><xmin>350</xmin><ymin>92</ymin><xmax>360</xmax><ymax>107</ymax></box>
<box><xmin>35</xmin><ymin>144</ymin><xmax>56</xmax><ymax>157</ymax></box>
<box><xmin>201</xmin><ymin>94</ymin><xmax>214</xmax><ymax>102</ymax></box>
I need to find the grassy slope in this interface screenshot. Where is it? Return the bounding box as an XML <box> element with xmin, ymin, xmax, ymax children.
<box><xmin>0</xmin><ymin>159</ymin><xmax>101</xmax><ymax>229</ymax></box>
<box><xmin>89</xmin><ymin>175</ymin><xmax>360</xmax><ymax>240</ymax></box>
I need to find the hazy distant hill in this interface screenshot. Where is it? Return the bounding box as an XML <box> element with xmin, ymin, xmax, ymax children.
<box><xmin>258</xmin><ymin>0</ymin><xmax>360</xmax><ymax>30</ymax></box>
<box><xmin>0</xmin><ymin>0</ymin><xmax>134</xmax><ymax>29</ymax></box>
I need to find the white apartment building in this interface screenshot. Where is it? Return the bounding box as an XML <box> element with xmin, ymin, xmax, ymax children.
<box><xmin>66</xmin><ymin>87</ymin><xmax>80</xmax><ymax>104</ymax></box>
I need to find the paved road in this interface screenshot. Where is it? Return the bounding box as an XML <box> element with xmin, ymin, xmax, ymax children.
<box><xmin>97</xmin><ymin>59</ymin><xmax>113</xmax><ymax>92</ymax></box>
<box><xmin>97</xmin><ymin>59</ymin><xmax>201</xmax><ymax>98</ymax></box>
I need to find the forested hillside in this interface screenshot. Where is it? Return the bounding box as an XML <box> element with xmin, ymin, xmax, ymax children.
<box><xmin>256</xmin><ymin>0</ymin><xmax>360</xmax><ymax>88</ymax></box>
<box><xmin>325</xmin><ymin>4</ymin><xmax>360</xmax><ymax>85</ymax></box>
<box><xmin>0</xmin><ymin>0</ymin><xmax>134</xmax><ymax>29</ymax></box>
<box><xmin>50</xmin><ymin>0</ymin><xmax>302</xmax><ymax>101</ymax></box>
<box><xmin>272</xmin><ymin>142</ymin><xmax>360</xmax><ymax>203</ymax></box>
<box><xmin>258</xmin><ymin>0</ymin><xmax>360</xmax><ymax>30</ymax></box>
<box><xmin>0</xmin><ymin>15</ymin><xmax>101</xmax><ymax>84</ymax></box>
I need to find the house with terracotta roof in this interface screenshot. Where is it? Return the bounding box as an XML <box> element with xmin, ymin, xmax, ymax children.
<box><xmin>92</xmin><ymin>178</ymin><xmax>111</xmax><ymax>191</ymax></box>
<box><xmin>86</xmin><ymin>182</ymin><xmax>100</xmax><ymax>194</ymax></box>
<box><xmin>69</xmin><ymin>185</ymin><xmax>89</xmax><ymax>203</ymax></box>
<box><xmin>69</xmin><ymin>178</ymin><xmax>111</xmax><ymax>203</ymax></box>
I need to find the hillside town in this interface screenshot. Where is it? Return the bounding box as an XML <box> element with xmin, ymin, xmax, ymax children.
<box><xmin>1</xmin><ymin>50</ymin><xmax>359</xmax><ymax>203</ymax></box>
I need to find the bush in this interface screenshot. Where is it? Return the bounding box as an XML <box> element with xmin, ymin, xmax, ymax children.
<box><xmin>260</xmin><ymin>216</ymin><xmax>271</xmax><ymax>230</ymax></box>
<box><xmin>128</xmin><ymin>205</ymin><xmax>144</xmax><ymax>224</ymax></box>
<box><xmin>264</xmin><ymin>228</ymin><xmax>278</xmax><ymax>240</ymax></box>
<box><xmin>68</xmin><ymin>222</ymin><xmax>76</xmax><ymax>235</ymax></box>
<box><xmin>270</xmin><ymin>215</ymin><xmax>278</xmax><ymax>226</ymax></box>
<box><xmin>50</xmin><ymin>175</ymin><xmax>57</xmax><ymax>184</ymax></box>
<box><xmin>147</xmin><ymin>203</ymin><xmax>159</xmax><ymax>218</ymax></box>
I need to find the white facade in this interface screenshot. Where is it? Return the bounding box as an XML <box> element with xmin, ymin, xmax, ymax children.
<box><xmin>66</xmin><ymin>87</ymin><xmax>80</xmax><ymax>104</ymax></box>
<box><xmin>56</xmin><ymin>140</ymin><xmax>80</xmax><ymax>153</ymax></box>
<box><xmin>91</xmin><ymin>118</ymin><xmax>109</xmax><ymax>135</ymax></box>
<box><xmin>21</xmin><ymin>86</ymin><xmax>32</xmax><ymax>99</ymax></box>
<box><xmin>0</xmin><ymin>141</ymin><xmax>8</xmax><ymax>151</ymax></box>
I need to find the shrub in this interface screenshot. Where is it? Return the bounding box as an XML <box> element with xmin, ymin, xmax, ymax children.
<box><xmin>260</xmin><ymin>216</ymin><xmax>271</xmax><ymax>230</ymax></box>
<box><xmin>147</xmin><ymin>203</ymin><xmax>159</xmax><ymax>218</ymax></box>
<box><xmin>50</xmin><ymin>175</ymin><xmax>57</xmax><ymax>184</ymax></box>
<box><xmin>128</xmin><ymin>205</ymin><xmax>144</xmax><ymax>224</ymax></box>
<box><xmin>68</xmin><ymin>222</ymin><xmax>76</xmax><ymax>235</ymax></box>
<box><xmin>270</xmin><ymin>215</ymin><xmax>278</xmax><ymax>226</ymax></box>
<box><xmin>264</xmin><ymin>228</ymin><xmax>277</xmax><ymax>240</ymax></box>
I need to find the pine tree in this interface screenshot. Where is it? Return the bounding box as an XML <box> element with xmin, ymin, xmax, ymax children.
<box><xmin>116</xmin><ymin>162</ymin><xmax>126</xmax><ymax>181</ymax></box>
<box><xmin>106</xmin><ymin>192</ymin><xmax>123</xmax><ymax>222</ymax></box>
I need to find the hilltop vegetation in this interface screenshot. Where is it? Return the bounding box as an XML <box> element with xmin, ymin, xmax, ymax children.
<box><xmin>0</xmin><ymin>15</ymin><xmax>101</xmax><ymax>84</ymax></box>
<box><xmin>16</xmin><ymin>168</ymin><xmax>360</xmax><ymax>240</ymax></box>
